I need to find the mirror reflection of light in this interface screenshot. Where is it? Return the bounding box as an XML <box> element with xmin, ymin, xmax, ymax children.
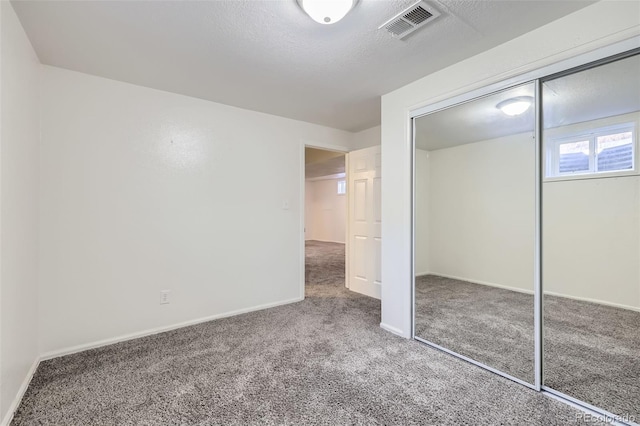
<box><xmin>497</xmin><ymin>96</ymin><xmax>534</xmax><ymax>116</ymax></box>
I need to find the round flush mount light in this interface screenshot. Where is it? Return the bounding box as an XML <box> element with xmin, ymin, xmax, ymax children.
<box><xmin>298</xmin><ymin>0</ymin><xmax>358</xmax><ymax>25</ymax></box>
<box><xmin>496</xmin><ymin>96</ymin><xmax>534</xmax><ymax>116</ymax></box>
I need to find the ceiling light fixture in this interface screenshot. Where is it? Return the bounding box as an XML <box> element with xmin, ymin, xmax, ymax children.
<box><xmin>496</xmin><ymin>96</ymin><xmax>534</xmax><ymax>116</ymax></box>
<box><xmin>298</xmin><ymin>0</ymin><xmax>358</xmax><ymax>25</ymax></box>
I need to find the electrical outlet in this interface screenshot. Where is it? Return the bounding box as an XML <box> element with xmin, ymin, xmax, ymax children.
<box><xmin>160</xmin><ymin>290</ymin><xmax>170</xmax><ymax>305</ymax></box>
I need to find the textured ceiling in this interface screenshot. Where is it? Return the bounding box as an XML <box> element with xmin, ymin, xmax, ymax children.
<box><xmin>306</xmin><ymin>156</ymin><xmax>345</xmax><ymax>179</ymax></box>
<box><xmin>11</xmin><ymin>0</ymin><xmax>595</xmax><ymax>131</ymax></box>
<box><xmin>305</xmin><ymin>147</ymin><xmax>346</xmax><ymax>178</ymax></box>
<box><xmin>305</xmin><ymin>147</ymin><xmax>344</xmax><ymax>164</ymax></box>
<box><xmin>415</xmin><ymin>83</ymin><xmax>536</xmax><ymax>150</ymax></box>
<box><xmin>542</xmin><ymin>53</ymin><xmax>640</xmax><ymax>129</ymax></box>
<box><xmin>415</xmin><ymin>54</ymin><xmax>640</xmax><ymax>151</ymax></box>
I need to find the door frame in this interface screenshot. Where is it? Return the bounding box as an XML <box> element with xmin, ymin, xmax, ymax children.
<box><xmin>299</xmin><ymin>141</ymin><xmax>350</xmax><ymax>300</ymax></box>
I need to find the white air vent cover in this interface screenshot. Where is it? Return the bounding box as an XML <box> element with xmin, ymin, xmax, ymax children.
<box><xmin>379</xmin><ymin>1</ymin><xmax>440</xmax><ymax>39</ymax></box>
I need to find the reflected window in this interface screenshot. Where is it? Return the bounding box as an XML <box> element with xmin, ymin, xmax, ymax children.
<box><xmin>546</xmin><ymin>123</ymin><xmax>635</xmax><ymax>178</ymax></box>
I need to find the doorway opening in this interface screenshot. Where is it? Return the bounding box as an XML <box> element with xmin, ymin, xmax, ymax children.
<box><xmin>304</xmin><ymin>147</ymin><xmax>348</xmax><ymax>296</ymax></box>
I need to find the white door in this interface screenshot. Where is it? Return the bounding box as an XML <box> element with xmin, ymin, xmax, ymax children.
<box><xmin>347</xmin><ymin>145</ymin><xmax>382</xmax><ymax>299</ymax></box>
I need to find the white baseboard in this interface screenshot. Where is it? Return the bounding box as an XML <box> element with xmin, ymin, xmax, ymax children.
<box><xmin>544</xmin><ymin>291</ymin><xmax>640</xmax><ymax>313</ymax></box>
<box><xmin>419</xmin><ymin>272</ymin><xmax>640</xmax><ymax>313</ymax></box>
<box><xmin>1</xmin><ymin>297</ymin><xmax>304</xmax><ymax>424</ymax></box>
<box><xmin>420</xmin><ymin>272</ymin><xmax>535</xmax><ymax>295</ymax></box>
<box><xmin>380</xmin><ymin>322</ymin><xmax>409</xmax><ymax>338</ymax></box>
<box><xmin>40</xmin><ymin>296</ymin><xmax>304</xmax><ymax>361</ymax></box>
<box><xmin>1</xmin><ymin>357</ymin><xmax>40</xmax><ymax>426</ymax></box>
<box><xmin>306</xmin><ymin>239</ymin><xmax>345</xmax><ymax>244</ymax></box>
<box><xmin>349</xmin><ymin>281</ymin><xmax>381</xmax><ymax>300</ymax></box>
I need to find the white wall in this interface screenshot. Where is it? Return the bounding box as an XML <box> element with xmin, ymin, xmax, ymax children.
<box><xmin>381</xmin><ymin>1</ymin><xmax>640</xmax><ymax>338</ymax></box>
<box><xmin>418</xmin><ymin>134</ymin><xmax>535</xmax><ymax>293</ymax></box>
<box><xmin>544</xmin><ymin>176</ymin><xmax>640</xmax><ymax>309</ymax></box>
<box><xmin>414</xmin><ymin>149</ymin><xmax>429</xmax><ymax>275</ymax></box>
<box><xmin>39</xmin><ymin>66</ymin><xmax>353</xmax><ymax>355</ymax></box>
<box><xmin>0</xmin><ymin>2</ymin><xmax>41</xmax><ymax>422</ymax></box>
<box><xmin>305</xmin><ymin>180</ymin><xmax>313</xmax><ymax>241</ymax></box>
<box><xmin>305</xmin><ymin>178</ymin><xmax>346</xmax><ymax>243</ymax></box>
<box><xmin>416</xmin><ymin>121</ymin><xmax>640</xmax><ymax>309</ymax></box>
<box><xmin>352</xmin><ymin>125</ymin><xmax>381</xmax><ymax>151</ymax></box>
<box><xmin>543</xmin><ymin>113</ymin><xmax>640</xmax><ymax>310</ymax></box>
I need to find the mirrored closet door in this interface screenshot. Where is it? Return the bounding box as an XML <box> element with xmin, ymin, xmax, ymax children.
<box><xmin>542</xmin><ymin>52</ymin><xmax>640</xmax><ymax>420</ymax></box>
<box><xmin>413</xmin><ymin>82</ymin><xmax>537</xmax><ymax>386</ymax></box>
<box><xmin>413</xmin><ymin>47</ymin><xmax>640</xmax><ymax>423</ymax></box>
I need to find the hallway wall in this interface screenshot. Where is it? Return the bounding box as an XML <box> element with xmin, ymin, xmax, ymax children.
<box><xmin>0</xmin><ymin>2</ymin><xmax>41</xmax><ymax>421</ymax></box>
<box><xmin>305</xmin><ymin>178</ymin><xmax>346</xmax><ymax>244</ymax></box>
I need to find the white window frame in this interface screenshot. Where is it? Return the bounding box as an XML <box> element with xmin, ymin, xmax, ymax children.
<box><xmin>545</xmin><ymin>122</ymin><xmax>637</xmax><ymax>181</ymax></box>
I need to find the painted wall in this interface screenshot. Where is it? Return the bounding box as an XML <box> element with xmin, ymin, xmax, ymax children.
<box><xmin>417</xmin><ymin>134</ymin><xmax>535</xmax><ymax>293</ymax></box>
<box><xmin>39</xmin><ymin>66</ymin><xmax>353</xmax><ymax>355</ymax></box>
<box><xmin>0</xmin><ymin>2</ymin><xmax>41</xmax><ymax>421</ymax></box>
<box><xmin>351</xmin><ymin>125</ymin><xmax>381</xmax><ymax>151</ymax></box>
<box><xmin>417</xmin><ymin>119</ymin><xmax>640</xmax><ymax>310</ymax></box>
<box><xmin>381</xmin><ymin>1</ymin><xmax>640</xmax><ymax>337</ymax></box>
<box><xmin>543</xmin><ymin>113</ymin><xmax>640</xmax><ymax>310</ymax></box>
<box><xmin>305</xmin><ymin>178</ymin><xmax>346</xmax><ymax>243</ymax></box>
<box><xmin>544</xmin><ymin>177</ymin><xmax>640</xmax><ymax>310</ymax></box>
<box><xmin>305</xmin><ymin>180</ymin><xmax>313</xmax><ymax>241</ymax></box>
<box><xmin>414</xmin><ymin>149</ymin><xmax>429</xmax><ymax>276</ymax></box>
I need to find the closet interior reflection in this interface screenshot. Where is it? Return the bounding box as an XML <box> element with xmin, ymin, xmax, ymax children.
<box><xmin>542</xmin><ymin>53</ymin><xmax>640</xmax><ymax>419</ymax></box>
<box><xmin>413</xmin><ymin>49</ymin><xmax>639</xmax><ymax>422</ymax></box>
<box><xmin>414</xmin><ymin>82</ymin><xmax>536</xmax><ymax>385</ymax></box>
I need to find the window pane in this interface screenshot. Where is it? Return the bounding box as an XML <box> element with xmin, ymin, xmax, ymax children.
<box><xmin>559</xmin><ymin>140</ymin><xmax>590</xmax><ymax>173</ymax></box>
<box><xmin>596</xmin><ymin>132</ymin><xmax>633</xmax><ymax>172</ymax></box>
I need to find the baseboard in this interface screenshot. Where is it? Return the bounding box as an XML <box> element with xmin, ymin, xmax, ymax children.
<box><xmin>349</xmin><ymin>281</ymin><xmax>381</xmax><ymax>300</ymax></box>
<box><xmin>0</xmin><ymin>357</ymin><xmax>40</xmax><ymax>426</ymax></box>
<box><xmin>423</xmin><ymin>272</ymin><xmax>535</xmax><ymax>295</ymax></box>
<box><xmin>544</xmin><ymin>291</ymin><xmax>640</xmax><ymax>313</ymax></box>
<box><xmin>419</xmin><ymin>272</ymin><xmax>640</xmax><ymax>313</ymax></box>
<box><xmin>40</xmin><ymin>296</ymin><xmax>304</xmax><ymax>361</ymax></box>
<box><xmin>307</xmin><ymin>239</ymin><xmax>345</xmax><ymax>244</ymax></box>
<box><xmin>380</xmin><ymin>322</ymin><xmax>409</xmax><ymax>338</ymax></box>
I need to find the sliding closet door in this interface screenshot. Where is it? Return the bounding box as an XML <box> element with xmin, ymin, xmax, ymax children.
<box><xmin>413</xmin><ymin>82</ymin><xmax>537</xmax><ymax>385</ymax></box>
<box><xmin>542</xmin><ymin>53</ymin><xmax>640</xmax><ymax>420</ymax></box>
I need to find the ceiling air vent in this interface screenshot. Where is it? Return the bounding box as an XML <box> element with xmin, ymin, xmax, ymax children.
<box><xmin>380</xmin><ymin>1</ymin><xmax>440</xmax><ymax>39</ymax></box>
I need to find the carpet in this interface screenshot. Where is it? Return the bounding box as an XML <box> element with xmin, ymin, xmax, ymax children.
<box><xmin>414</xmin><ymin>275</ymin><xmax>535</xmax><ymax>384</ymax></box>
<box><xmin>12</xmin><ymin>243</ymin><xmax>594</xmax><ymax>425</ymax></box>
<box><xmin>305</xmin><ymin>240</ymin><xmax>346</xmax><ymax>289</ymax></box>
<box><xmin>415</xmin><ymin>274</ymin><xmax>639</xmax><ymax>420</ymax></box>
<box><xmin>544</xmin><ymin>294</ymin><xmax>640</xmax><ymax>419</ymax></box>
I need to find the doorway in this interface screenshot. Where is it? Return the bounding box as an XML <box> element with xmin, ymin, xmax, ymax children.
<box><xmin>302</xmin><ymin>144</ymin><xmax>383</xmax><ymax>300</ymax></box>
<box><xmin>304</xmin><ymin>147</ymin><xmax>348</xmax><ymax>296</ymax></box>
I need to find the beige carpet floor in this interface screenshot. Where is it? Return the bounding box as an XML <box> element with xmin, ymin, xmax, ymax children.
<box><xmin>415</xmin><ymin>274</ymin><xmax>639</xmax><ymax>420</ymax></box>
<box><xmin>11</xmin><ymin>242</ymin><xmax>595</xmax><ymax>425</ymax></box>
